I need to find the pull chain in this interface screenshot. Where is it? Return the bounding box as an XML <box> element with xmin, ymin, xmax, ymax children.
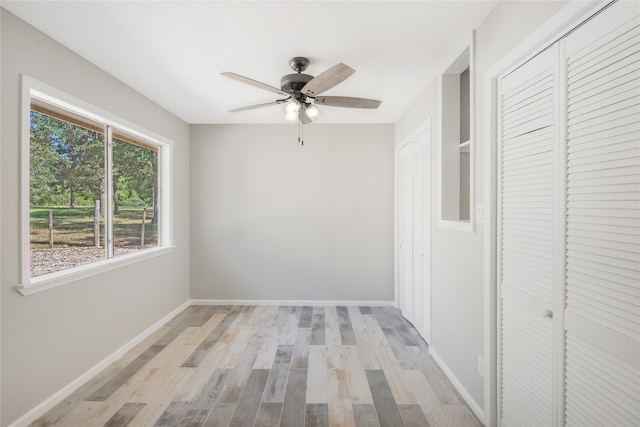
<box><xmin>298</xmin><ymin>120</ymin><xmax>304</xmax><ymax>146</ymax></box>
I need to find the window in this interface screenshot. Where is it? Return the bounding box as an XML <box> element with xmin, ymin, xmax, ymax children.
<box><xmin>19</xmin><ymin>76</ymin><xmax>172</xmax><ymax>294</ymax></box>
<box><xmin>112</xmin><ymin>134</ymin><xmax>159</xmax><ymax>257</ymax></box>
<box><xmin>29</xmin><ymin>105</ymin><xmax>106</xmax><ymax>276</ymax></box>
<box><xmin>438</xmin><ymin>31</ymin><xmax>475</xmax><ymax>231</ymax></box>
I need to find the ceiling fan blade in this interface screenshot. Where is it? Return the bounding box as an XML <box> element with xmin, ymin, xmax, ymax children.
<box><xmin>298</xmin><ymin>108</ymin><xmax>312</xmax><ymax>124</ymax></box>
<box><xmin>228</xmin><ymin>99</ymin><xmax>289</xmax><ymax>113</ymax></box>
<box><xmin>221</xmin><ymin>72</ymin><xmax>289</xmax><ymax>96</ymax></box>
<box><xmin>313</xmin><ymin>96</ymin><xmax>382</xmax><ymax>109</ymax></box>
<box><xmin>301</xmin><ymin>63</ymin><xmax>355</xmax><ymax>96</ymax></box>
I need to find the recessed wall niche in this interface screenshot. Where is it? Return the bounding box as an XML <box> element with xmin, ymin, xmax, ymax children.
<box><xmin>439</xmin><ymin>32</ymin><xmax>475</xmax><ymax>231</ymax></box>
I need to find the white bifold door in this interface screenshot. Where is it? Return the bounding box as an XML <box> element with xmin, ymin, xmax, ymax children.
<box><xmin>398</xmin><ymin>124</ymin><xmax>432</xmax><ymax>342</ymax></box>
<box><xmin>498</xmin><ymin>1</ymin><xmax>640</xmax><ymax>426</ymax></box>
<box><xmin>499</xmin><ymin>44</ymin><xmax>560</xmax><ymax>427</ymax></box>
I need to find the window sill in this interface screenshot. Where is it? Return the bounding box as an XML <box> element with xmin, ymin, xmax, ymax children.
<box><xmin>438</xmin><ymin>219</ymin><xmax>475</xmax><ymax>232</ymax></box>
<box><xmin>15</xmin><ymin>245</ymin><xmax>176</xmax><ymax>296</ymax></box>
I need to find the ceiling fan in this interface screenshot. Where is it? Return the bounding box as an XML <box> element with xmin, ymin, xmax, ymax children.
<box><xmin>222</xmin><ymin>57</ymin><xmax>382</xmax><ymax>125</ymax></box>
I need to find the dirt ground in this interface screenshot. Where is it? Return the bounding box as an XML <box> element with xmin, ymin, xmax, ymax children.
<box><xmin>31</xmin><ymin>246</ymin><xmax>145</xmax><ymax>277</ymax></box>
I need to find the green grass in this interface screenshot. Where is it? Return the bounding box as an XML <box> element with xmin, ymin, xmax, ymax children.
<box><xmin>31</xmin><ymin>206</ymin><xmax>95</xmax><ymax>218</ymax></box>
<box><xmin>30</xmin><ymin>206</ymin><xmax>157</xmax><ymax>248</ymax></box>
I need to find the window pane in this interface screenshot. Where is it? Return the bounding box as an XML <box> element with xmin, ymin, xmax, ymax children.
<box><xmin>30</xmin><ymin>110</ymin><xmax>105</xmax><ymax>277</ymax></box>
<box><xmin>112</xmin><ymin>136</ymin><xmax>159</xmax><ymax>256</ymax></box>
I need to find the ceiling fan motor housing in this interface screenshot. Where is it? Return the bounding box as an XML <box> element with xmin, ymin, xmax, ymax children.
<box><xmin>281</xmin><ymin>73</ymin><xmax>313</xmax><ymax>96</ymax></box>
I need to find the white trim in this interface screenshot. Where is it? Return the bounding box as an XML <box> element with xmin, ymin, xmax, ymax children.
<box><xmin>105</xmin><ymin>126</ymin><xmax>115</xmax><ymax>257</ymax></box>
<box><xmin>483</xmin><ymin>72</ymin><xmax>499</xmax><ymax>427</ymax></box>
<box><xmin>8</xmin><ymin>300</ymin><xmax>190</xmax><ymax>427</ymax></box>
<box><xmin>438</xmin><ymin>219</ymin><xmax>473</xmax><ymax>232</ymax></box>
<box><xmin>20</xmin><ymin>75</ymin><xmax>31</xmax><ymax>287</ymax></box>
<box><xmin>484</xmin><ymin>1</ymin><xmax>605</xmax><ymax>79</ymax></box>
<box><xmin>397</xmin><ymin>123</ymin><xmax>431</xmax><ymax>152</ymax></box>
<box><xmin>438</xmin><ymin>31</ymin><xmax>478</xmax><ymax>76</ymax></box>
<box><xmin>24</xmin><ymin>76</ymin><xmax>173</xmax><ymax>147</ymax></box>
<box><xmin>0</xmin><ymin>24</ymin><xmax>3</xmax><ymax>423</ymax></box>
<box><xmin>15</xmin><ymin>246</ymin><xmax>176</xmax><ymax>296</ymax></box>
<box><xmin>19</xmin><ymin>75</ymin><xmax>175</xmax><ymax>292</ymax></box>
<box><xmin>554</xmin><ymin>39</ymin><xmax>568</xmax><ymax>427</ymax></box>
<box><xmin>430</xmin><ymin>347</ymin><xmax>485</xmax><ymax>424</ymax></box>
<box><xmin>394</xmin><ymin>137</ymin><xmax>400</xmax><ymax>310</ymax></box>
<box><xmin>482</xmin><ymin>2</ymin><xmax>612</xmax><ymax>427</ymax></box>
<box><xmin>189</xmin><ymin>299</ymin><xmax>395</xmax><ymax>307</ymax></box>
<box><xmin>468</xmin><ymin>30</ymin><xmax>476</xmax><ymax>233</ymax></box>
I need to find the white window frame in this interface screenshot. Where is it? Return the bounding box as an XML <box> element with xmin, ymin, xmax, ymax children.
<box><xmin>16</xmin><ymin>75</ymin><xmax>174</xmax><ymax>296</ymax></box>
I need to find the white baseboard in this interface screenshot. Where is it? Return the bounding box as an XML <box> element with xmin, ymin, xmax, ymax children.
<box><xmin>9</xmin><ymin>300</ymin><xmax>190</xmax><ymax>427</ymax></box>
<box><xmin>189</xmin><ymin>299</ymin><xmax>395</xmax><ymax>307</ymax></box>
<box><xmin>429</xmin><ymin>347</ymin><xmax>485</xmax><ymax>425</ymax></box>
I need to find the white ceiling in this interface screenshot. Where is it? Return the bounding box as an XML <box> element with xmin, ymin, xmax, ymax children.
<box><xmin>3</xmin><ymin>1</ymin><xmax>499</xmax><ymax>124</ymax></box>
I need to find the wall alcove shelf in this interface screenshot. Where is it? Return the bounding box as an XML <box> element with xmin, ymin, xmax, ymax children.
<box><xmin>439</xmin><ymin>31</ymin><xmax>475</xmax><ymax>231</ymax></box>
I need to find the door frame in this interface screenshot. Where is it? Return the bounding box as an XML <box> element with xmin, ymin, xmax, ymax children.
<box><xmin>395</xmin><ymin>120</ymin><xmax>431</xmax><ymax>339</ymax></box>
<box><xmin>483</xmin><ymin>1</ymin><xmax>615</xmax><ymax>426</ymax></box>
<box><xmin>398</xmin><ymin>141</ymin><xmax>414</xmax><ymax>323</ymax></box>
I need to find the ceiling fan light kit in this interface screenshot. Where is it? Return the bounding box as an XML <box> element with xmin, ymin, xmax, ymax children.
<box><xmin>222</xmin><ymin>56</ymin><xmax>381</xmax><ymax>144</ymax></box>
<box><xmin>283</xmin><ymin>99</ymin><xmax>300</xmax><ymax>121</ymax></box>
<box><xmin>305</xmin><ymin>103</ymin><xmax>320</xmax><ymax>121</ymax></box>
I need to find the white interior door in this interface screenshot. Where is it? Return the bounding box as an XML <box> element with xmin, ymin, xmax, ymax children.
<box><xmin>412</xmin><ymin>137</ymin><xmax>424</xmax><ymax>334</ymax></box>
<box><xmin>398</xmin><ymin>127</ymin><xmax>432</xmax><ymax>341</ymax></box>
<box><xmin>414</xmin><ymin>126</ymin><xmax>431</xmax><ymax>343</ymax></box>
<box><xmin>498</xmin><ymin>3</ymin><xmax>639</xmax><ymax>426</ymax></box>
<box><xmin>498</xmin><ymin>45</ymin><xmax>559</xmax><ymax>427</ymax></box>
<box><xmin>562</xmin><ymin>3</ymin><xmax>640</xmax><ymax>425</ymax></box>
<box><xmin>399</xmin><ymin>143</ymin><xmax>414</xmax><ymax>323</ymax></box>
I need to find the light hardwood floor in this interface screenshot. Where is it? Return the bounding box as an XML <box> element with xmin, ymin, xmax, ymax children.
<box><xmin>31</xmin><ymin>305</ymin><xmax>483</xmax><ymax>427</ymax></box>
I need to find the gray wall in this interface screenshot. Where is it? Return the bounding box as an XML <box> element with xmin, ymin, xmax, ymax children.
<box><xmin>190</xmin><ymin>124</ymin><xmax>394</xmax><ymax>302</ymax></box>
<box><xmin>1</xmin><ymin>11</ymin><xmax>191</xmax><ymax>425</ymax></box>
<box><xmin>0</xmin><ymin>1</ymin><xmax>573</xmax><ymax>424</ymax></box>
<box><xmin>395</xmin><ymin>0</ymin><xmax>569</xmax><ymax>412</ymax></box>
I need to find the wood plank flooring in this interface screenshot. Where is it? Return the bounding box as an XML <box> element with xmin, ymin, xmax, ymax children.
<box><xmin>31</xmin><ymin>305</ymin><xmax>482</xmax><ymax>427</ymax></box>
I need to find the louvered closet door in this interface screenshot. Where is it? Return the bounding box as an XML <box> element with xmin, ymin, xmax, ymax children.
<box><xmin>498</xmin><ymin>46</ymin><xmax>559</xmax><ymax>427</ymax></box>
<box><xmin>398</xmin><ymin>129</ymin><xmax>432</xmax><ymax>338</ymax></box>
<box><xmin>408</xmin><ymin>128</ymin><xmax>432</xmax><ymax>341</ymax></box>
<box><xmin>400</xmin><ymin>143</ymin><xmax>414</xmax><ymax>323</ymax></box>
<box><xmin>421</xmin><ymin>125</ymin><xmax>432</xmax><ymax>343</ymax></box>
<box><xmin>412</xmin><ymin>136</ymin><xmax>425</xmax><ymax>335</ymax></box>
<box><xmin>563</xmin><ymin>2</ymin><xmax>640</xmax><ymax>425</ymax></box>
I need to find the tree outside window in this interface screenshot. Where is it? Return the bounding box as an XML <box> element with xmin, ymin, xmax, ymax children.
<box><xmin>29</xmin><ymin>105</ymin><xmax>159</xmax><ymax>278</ymax></box>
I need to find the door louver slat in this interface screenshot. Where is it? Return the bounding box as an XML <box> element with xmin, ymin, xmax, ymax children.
<box><xmin>501</xmin><ymin>302</ymin><xmax>553</xmax><ymax>426</ymax></box>
<box><xmin>565</xmin><ymin>335</ymin><xmax>640</xmax><ymax>427</ymax></box>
